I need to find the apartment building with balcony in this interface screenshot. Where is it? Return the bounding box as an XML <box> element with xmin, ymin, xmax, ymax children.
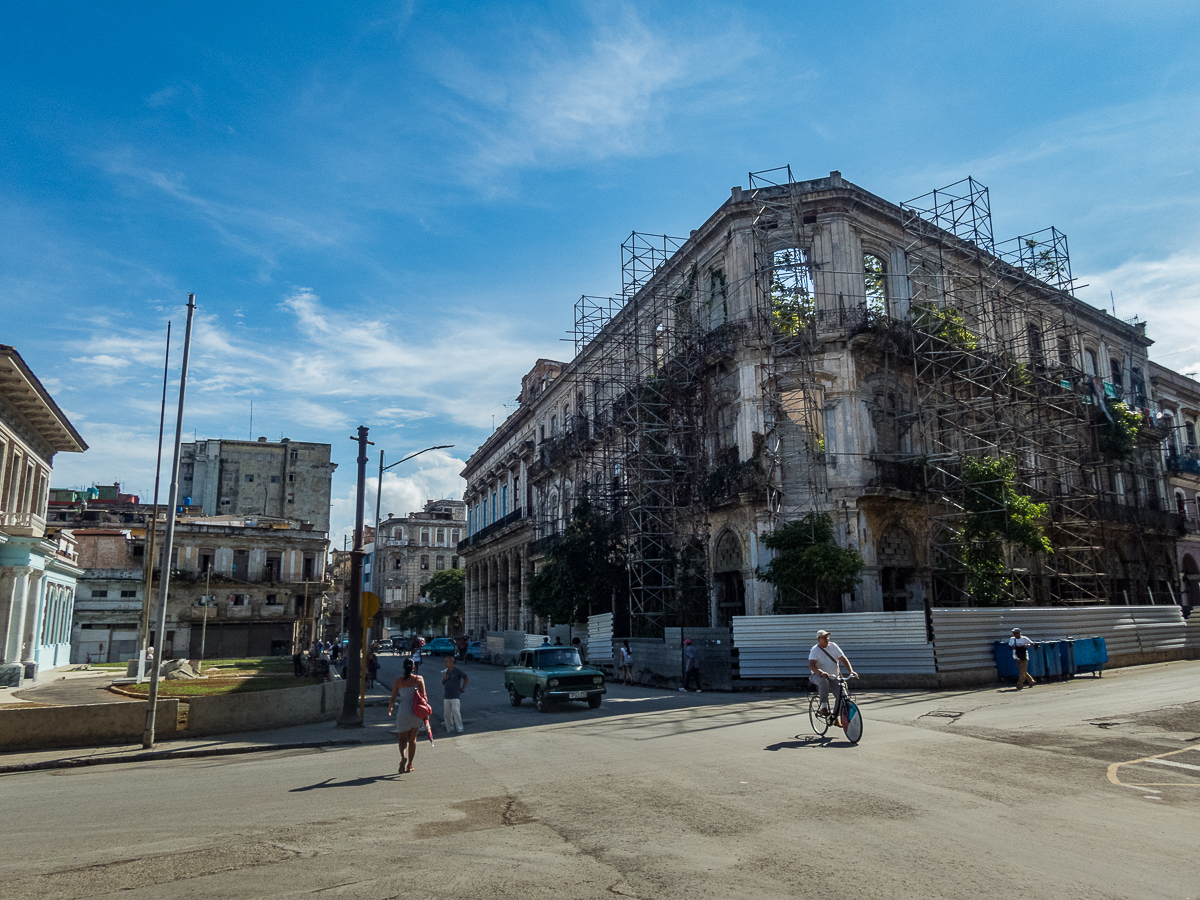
<box><xmin>373</xmin><ymin>499</ymin><xmax>465</xmax><ymax>630</ymax></box>
<box><xmin>154</xmin><ymin>514</ymin><xmax>331</xmax><ymax>659</ymax></box>
<box><xmin>0</xmin><ymin>345</ymin><xmax>87</xmax><ymax>685</ymax></box>
<box><xmin>1150</xmin><ymin>361</ymin><xmax>1200</xmax><ymax>605</ymax></box>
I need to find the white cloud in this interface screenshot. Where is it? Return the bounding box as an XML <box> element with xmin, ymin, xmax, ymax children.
<box><xmin>423</xmin><ymin>7</ymin><xmax>757</xmax><ymax>178</ymax></box>
<box><xmin>1078</xmin><ymin>251</ymin><xmax>1200</xmax><ymax>375</ymax></box>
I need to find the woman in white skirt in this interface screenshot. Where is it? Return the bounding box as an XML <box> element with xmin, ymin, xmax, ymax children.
<box><xmin>388</xmin><ymin>656</ymin><xmax>427</xmax><ymax>773</ymax></box>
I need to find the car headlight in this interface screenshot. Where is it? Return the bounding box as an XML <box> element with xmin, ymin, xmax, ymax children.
<box><xmin>593</xmin><ymin>676</ymin><xmax>603</xmax><ymax>684</ymax></box>
<box><xmin>548</xmin><ymin>679</ymin><xmax>559</xmax><ymax>687</ymax></box>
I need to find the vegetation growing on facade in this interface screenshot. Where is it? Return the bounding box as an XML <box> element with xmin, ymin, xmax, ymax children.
<box><xmin>959</xmin><ymin>456</ymin><xmax>1052</xmax><ymax>605</ymax></box>
<box><xmin>910</xmin><ymin>302</ymin><xmax>980</xmax><ymax>350</ymax></box>
<box><xmin>770</xmin><ymin>250</ymin><xmax>814</xmax><ymax>335</ymax></box>
<box><xmin>759</xmin><ymin>513</ymin><xmax>863</xmax><ymax>612</ymax></box>
<box><xmin>527</xmin><ymin>492</ymin><xmax>625</xmax><ymax>624</ymax></box>
<box><xmin>1098</xmin><ymin>399</ymin><xmax>1140</xmax><ymax>461</ymax></box>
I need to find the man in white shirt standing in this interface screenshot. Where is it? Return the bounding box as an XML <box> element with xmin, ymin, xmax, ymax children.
<box><xmin>808</xmin><ymin>630</ymin><xmax>857</xmax><ymax>716</ymax></box>
<box><xmin>1009</xmin><ymin>627</ymin><xmax>1036</xmax><ymax>690</ymax></box>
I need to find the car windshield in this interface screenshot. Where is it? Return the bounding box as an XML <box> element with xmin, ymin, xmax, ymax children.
<box><xmin>537</xmin><ymin>649</ymin><xmax>582</xmax><ymax>667</ymax></box>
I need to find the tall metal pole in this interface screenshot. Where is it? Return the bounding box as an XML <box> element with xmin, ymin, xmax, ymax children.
<box><xmin>142</xmin><ymin>294</ymin><xmax>196</xmax><ymax>749</ymax></box>
<box><xmin>138</xmin><ymin>321</ymin><xmax>171</xmax><ymax>683</ymax></box>
<box><xmin>200</xmin><ymin>564</ymin><xmax>211</xmax><ymax>663</ymax></box>
<box><xmin>338</xmin><ymin>425</ymin><xmax>371</xmax><ymax>727</ymax></box>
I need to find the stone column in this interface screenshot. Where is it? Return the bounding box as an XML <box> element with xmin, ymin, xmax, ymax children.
<box><xmin>487</xmin><ymin>557</ymin><xmax>497</xmax><ymax>631</ymax></box>
<box><xmin>507</xmin><ymin>550</ymin><xmax>518</xmax><ymax>631</ymax></box>
<box><xmin>518</xmin><ymin>551</ymin><xmax>528</xmax><ymax>633</ymax></box>
<box><xmin>0</xmin><ymin>567</ymin><xmax>34</xmax><ymax>664</ymax></box>
<box><xmin>21</xmin><ymin>570</ymin><xmax>45</xmax><ymax>673</ymax></box>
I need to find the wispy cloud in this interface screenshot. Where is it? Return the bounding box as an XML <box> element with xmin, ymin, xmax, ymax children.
<box><xmin>420</xmin><ymin>7</ymin><xmax>758</xmax><ymax>179</ymax></box>
<box><xmin>1079</xmin><ymin>250</ymin><xmax>1200</xmax><ymax>374</ymax></box>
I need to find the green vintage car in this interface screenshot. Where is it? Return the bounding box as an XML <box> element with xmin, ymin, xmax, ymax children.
<box><xmin>505</xmin><ymin>647</ymin><xmax>606</xmax><ymax>712</ymax></box>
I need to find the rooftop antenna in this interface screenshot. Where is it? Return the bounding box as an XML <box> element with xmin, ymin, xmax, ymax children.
<box><xmin>250</xmin><ymin>401</ymin><xmax>253</xmax><ymax>440</ymax></box>
<box><xmin>1110</xmin><ymin>291</ymin><xmax>1116</xmax><ymax>316</ymax></box>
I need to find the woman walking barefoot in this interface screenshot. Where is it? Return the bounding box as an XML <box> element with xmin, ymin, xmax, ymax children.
<box><xmin>388</xmin><ymin>657</ymin><xmax>427</xmax><ymax>773</ymax></box>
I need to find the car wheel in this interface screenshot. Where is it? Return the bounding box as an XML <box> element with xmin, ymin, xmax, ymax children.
<box><xmin>534</xmin><ymin>687</ymin><xmax>549</xmax><ymax>713</ymax></box>
<box><xmin>588</xmin><ymin>694</ymin><xmax>602</xmax><ymax>709</ymax></box>
<box><xmin>508</xmin><ymin>684</ymin><xmax>522</xmax><ymax>707</ymax></box>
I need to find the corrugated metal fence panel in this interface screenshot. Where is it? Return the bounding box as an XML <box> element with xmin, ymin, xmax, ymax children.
<box><xmin>928</xmin><ymin>609</ymin><xmax>1005</xmax><ymax>670</ymax></box>
<box><xmin>524</xmin><ymin>634</ymin><xmax>544</xmax><ymax>649</ymax></box>
<box><xmin>1186</xmin><ymin>613</ymin><xmax>1200</xmax><ymax>650</ymax></box>
<box><xmin>487</xmin><ymin>636</ymin><xmax>505</xmax><ymax>657</ymax></box>
<box><xmin>930</xmin><ymin>606</ymin><xmax>1187</xmax><ymax>670</ymax></box>
<box><xmin>1130</xmin><ymin>607</ymin><xmax>1188</xmax><ymax>653</ymax></box>
<box><xmin>588</xmin><ymin>613</ymin><xmax>613</xmax><ymax>667</ymax></box>
<box><xmin>732</xmin><ymin>612</ymin><xmax>935</xmax><ymax>677</ymax></box>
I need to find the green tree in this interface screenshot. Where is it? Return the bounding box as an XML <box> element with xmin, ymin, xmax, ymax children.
<box><xmin>527</xmin><ymin>492</ymin><xmax>624</xmax><ymax>624</ymax></box>
<box><xmin>959</xmin><ymin>455</ymin><xmax>1052</xmax><ymax>605</ymax></box>
<box><xmin>397</xmin><ymin>568</ymin><xmax>465</xmax><ymax>634</ymax></box>
<box><xmin>759</xmin><ymin>513</ymin><xmax>863</xmax><ymax>612</ymax></box>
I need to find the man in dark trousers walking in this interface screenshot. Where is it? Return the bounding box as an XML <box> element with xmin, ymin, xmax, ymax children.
<box><xmin>680</xmin><ymin>638</ymin><xmax>701</xmax><ymax>693</ymax></box>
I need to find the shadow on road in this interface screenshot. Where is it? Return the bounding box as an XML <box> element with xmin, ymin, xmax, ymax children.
<box><xmin>289</xmin><ymin>774</ymin><xmax>400</xmax><ymax>792</ymax></box>
<box><xmin>764</xmin><ymin>734</ymin><xmax>858</xmax><ymax>751</ymax></box>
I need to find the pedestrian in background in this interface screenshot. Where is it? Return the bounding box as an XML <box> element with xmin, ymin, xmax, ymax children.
<box><xmin>441</xmin><ymin>653</ymin><xmax>468</xmax><ymax>733</ymax></box>
<box><xmin>388</xmin><ymin>656</ymin><xmax>427</xmax><ymax>774</ymax></box>
<box><xmin>572</xmin><ymin>636</ymin><xmax>587</xmax><ymax>665</ymax></box>
<box><xmin>680</xmin><ymin>638</ymin><xmax>701</xmax><ymax>693</ymax></box>
<box><xmin>366</xmin><ymin>651</ymin><xmax>379</xmax><ymax>689</ymax></box>
<box><xmin>1010</xmin><ymin>627</ymin><xmax>1037</xmax><ymax>690</ymax></box>
<box><xmin>412</xmin><ymin>636</ymin><xmax>425</xmax><ymax>674</ymax></box>
<box><xmin>619</xmin><ymin>640</ymin><xmax>633</xmax><ymax>685</ymax></box>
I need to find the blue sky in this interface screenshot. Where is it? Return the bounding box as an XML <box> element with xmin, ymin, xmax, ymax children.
<box><xmin>3</xmin><ymin>1</ymin><xmax>1199</xmax><ymax>545</ymax></box>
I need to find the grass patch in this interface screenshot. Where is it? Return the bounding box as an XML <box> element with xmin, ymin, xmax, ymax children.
<box><xmin>198</xmin><ymin>657</ymin><xmax>294</xmax><ymax>672</ymax></box>
<box><xmin>120</xmin><ymin>675</ymin><xmax>305</xmax><ymax>697</ymax></box>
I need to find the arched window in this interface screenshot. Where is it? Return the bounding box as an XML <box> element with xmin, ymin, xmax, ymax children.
<box><xmin>864</xmin><ymin>253</ymin><xmax>887</xmax><ymax>316</ymax></box>
<box><xmin>1187</xmin><ymin>421</ymin><xmax>1198</xmax><ymax>451</ymax></box>
<box><xmin>1177</xmin><ymin>491</ymin><xmax>1187</xmax><ymax>517</ymax></box>
<box><xmin>1110</xmin><ymin>359</ymin><xmax>1123</xmax><ymax>391</ymax></box>
<box><xmin>1084</xmin><ymin>349</ymin><xmax>1098</xmax><ymax>377</ymax></box>
<box><xmin>1027</xmin><ymin>323</ymin><xmax>1044</xmax><ymax>367</ymax></box>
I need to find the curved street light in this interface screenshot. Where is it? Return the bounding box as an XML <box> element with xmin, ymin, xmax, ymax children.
<box><xmin>372</xmin><ymin>445</ymin><xmax>455</xmax><ymax>535</ymax></box>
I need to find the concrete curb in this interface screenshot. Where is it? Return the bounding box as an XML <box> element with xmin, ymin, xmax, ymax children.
<box><xmin>0</xmin><ymin>738</ymin><xmax>379</xmax><ymax>775</ymax></box>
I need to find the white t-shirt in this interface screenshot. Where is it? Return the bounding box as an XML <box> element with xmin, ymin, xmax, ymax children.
<box><xmin>1009</xmin><ymin>635</ymin><xmax>1034</xmax><ymax>660</ymax></box>
<box><xmin>809</xmin><ymin>641</ymin><xmax>847</xmax><ymax>677</ymax></box>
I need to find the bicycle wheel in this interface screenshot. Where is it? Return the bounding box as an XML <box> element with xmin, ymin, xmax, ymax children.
<box><xmin>843</xmin><ymin>701</ymin><xmax>863</xmax><ymax>744</ymax></box>
<box><xmin>808</xmin><ymin>692</ymin><xmax>830</xmax><ymax>736</ymax></box>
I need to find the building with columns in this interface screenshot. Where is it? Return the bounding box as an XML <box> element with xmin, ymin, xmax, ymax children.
<box><xmin>461</xmin><ymin>172</ymin><xmax>1181</xmax><ymax>636</ymax></box>
<box><xmin>0</xmin><ymin>345</ymin><xmax>87</xmax><ymax>685</ymax></box>
<box><xmin>1149</xmin><ymin>362</ymin><xmax>1200</xmax><ymax>606</ymax></box>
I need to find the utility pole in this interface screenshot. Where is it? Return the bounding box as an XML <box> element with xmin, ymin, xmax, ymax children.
<box><xmin>138</xmin><ymin>321</ymin><xmax>171</xmax><ymax>683</ymax></box>
<box><xmin>338</xmin><ymin>425</ymin><xmax>372</xmax><ymax>728</ymax></box>
<box><xmin>143</xmin><ymin>293</ymin><xmax>196</xmax><ymax>749</ymax></box>
<box><xmin>199</xmin><ymin>564</ymin><xmax>211</xmax><ymax>664</ymax></box>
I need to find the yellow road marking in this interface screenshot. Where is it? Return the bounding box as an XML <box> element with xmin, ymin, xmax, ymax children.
<box><xmin>1108</xmin><ymin>746</ymin><xmax>1200</xmax><ymax>788</ymax></box>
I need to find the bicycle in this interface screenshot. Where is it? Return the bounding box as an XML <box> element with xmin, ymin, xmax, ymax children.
<box><xmin>807</xmin><ymin>674</ymin><xmax>863</xmax><ymax>744</ymax></box>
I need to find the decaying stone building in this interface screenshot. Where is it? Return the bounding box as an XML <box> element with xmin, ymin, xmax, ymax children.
<box><xmin>157</xmin><ymin>514</ymin><xmax>331</xmax><ymax>659</ymax></box>
<box><xmin>1150</xmin><ymin>361</ymin><xmax>1200</xmax><ymax>605</ymax></box>
<box><xmin>372</xmin><ymin>499</ymin><xmax>465</xmax><ymax>629</ymax></box>
<box><xmin>461</xmin><ymin>171</ymin><xmax>1181</xmax><ymax>636</ymax></box>
<box><xmin>179</xmin><ymin>437</ymin><xmax>337</xmax><ymax>533</ymax></box>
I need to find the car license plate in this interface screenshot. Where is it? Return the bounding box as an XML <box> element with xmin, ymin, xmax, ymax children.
<box><xmin>568</xmin><ymin>691</ymin><xmax>587</xmax><ymax>699</ymax></box>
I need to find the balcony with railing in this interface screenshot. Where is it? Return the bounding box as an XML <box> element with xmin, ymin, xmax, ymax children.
<box><xmin>0</xmin><ymin>510</ymin><xmax>47</xmax><ymax>537</ymax></box>
<box><xmin>458</xmin><ymin>507</ymin><xmax>527</xmax><ymax>551</ymax></box>
<box><xmin>1167</xmin><ymin>452</ymin><xmax>1200</xmax><ymax>477</ymax></box>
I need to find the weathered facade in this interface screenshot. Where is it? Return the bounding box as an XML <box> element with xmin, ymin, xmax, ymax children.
<box><xmin>461</xmin><ymin>172</ymin><xmax>1180</xmax><ymax>636</ymax></box>
<box><xmin>156</xmin><ymin>514</ymin><xmax>331</xmax><ymax>659</ymax></box>
<box><xmin>372</xmin><ymin>499</ymin><xmax>465</xmax><ymax>629</ymax></box>
<box><xmin>0</xmin><ymin>345</ymin><xmax>87</xmax><ymax>685</ymax></box>
<box><xmin>179</xmin><ymin>437</ymin><xmax>337</xmax><ymax>532</ymax></box>
<box><xmin>1150</xmin><ymin>361</ymin><xmax>1200</xmax><ymax>605</ymax></box>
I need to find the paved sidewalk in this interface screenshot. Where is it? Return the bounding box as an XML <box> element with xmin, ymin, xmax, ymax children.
<box><xmin>0</xmin><ymin>701</ymin><xmax>402</xmax><ymax>773</ymax></box>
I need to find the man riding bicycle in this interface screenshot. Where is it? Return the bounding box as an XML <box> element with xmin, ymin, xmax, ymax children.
<box><xmin>808</xmin><ymin>629</ymin><xmax>858</xmax><ymax>717</ymax></box>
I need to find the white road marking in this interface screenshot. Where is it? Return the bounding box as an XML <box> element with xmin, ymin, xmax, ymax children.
<box><xmin>1145</xmin><ymin>757</ymin><xmax>1200</xmax><ymax>773</ymax></box>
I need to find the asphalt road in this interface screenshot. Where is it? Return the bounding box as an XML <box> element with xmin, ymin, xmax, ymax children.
<box><xmin>2</xmin><ymin>659</ymin><xmax>1197</xmax><ymax>899</ymax></box>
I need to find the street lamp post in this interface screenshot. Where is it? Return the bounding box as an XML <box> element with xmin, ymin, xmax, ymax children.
<box><xmin>371</xmin><ymin>444</ymin><xmax>453</xmax><ymax>618</ymax></box>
